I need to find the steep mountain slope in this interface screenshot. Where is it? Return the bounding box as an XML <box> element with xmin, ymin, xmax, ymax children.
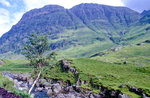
<box><xmin>117</xmin><ymin>11</ymin><xmax>150</xmax><ymax>45</ymax></box>
<box><xmin>71</xmin><ymin>3</ymin><xmax>140</xmax><ymax>32</ymax></box>
<box><xmin>0</xmin><ymin>5</ymin><xmax>85</xmax><ymax>53</ymax></box>
<box><xmin>0</xmin><ymin>3</ymin><xmax>142</xmax><ymax>57</ymax></box>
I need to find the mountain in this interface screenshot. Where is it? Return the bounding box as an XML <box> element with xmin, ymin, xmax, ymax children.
<box><xmin>0</xmin><ymin>3</ymin><xmax>143</xmax><ymax>57</ymax></box>
<box><xmin>71</xmin><ymin>4</ymin><xmax>140</xmax><ymax>31</ymax></box>
<box><xmin>141</xmin><ymin>10</ymin><xmax>150</xmax><ymax>16</ymax></box>
<box><xmin>140</xmin><ymin>10</ymin><xmax>150</xmax><ymax>24</ymax></box>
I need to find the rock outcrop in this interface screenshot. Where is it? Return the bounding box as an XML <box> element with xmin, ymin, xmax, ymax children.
<box><xmin>0</xmin><ymin>60</ymin><xmax>4</xmax><ymax>66</ymax></box>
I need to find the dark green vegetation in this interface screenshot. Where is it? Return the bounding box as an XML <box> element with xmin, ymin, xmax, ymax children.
<box><xmin>22</xmin><ymin>33</ymin><xmax>56</xmax><ymax>67</ymax></box>
<box><xmin>1</xmin><ymin>3</ymin><xmax>149</xmax><ymax>58</ymax></box>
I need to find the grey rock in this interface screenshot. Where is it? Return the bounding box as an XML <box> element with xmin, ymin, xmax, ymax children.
<box><xmin>118</xmin><ymin>94</ymin><xmax>130</xmax><ymax>98</ymax></box>
<box><xmin>47</xmin><ymin>89</ymin><xmax>53</xmax><ymax>96</ymax></box>
<box><xmin>70</xmin><ymin>94</ymin><xmax>75</xmax><ymax>98</ymax></box>
<box><xmin>35</xmin><ymin>87</ymin><xmax>44</xmax><ymax>92</ymax></box>
<box><xmin>31</xmin><ymin>94</ymin><xmax>35</xmax><ymax>98</ymax></box>
<box><xmin>43</xmin><ymin>82</ymin><xmax>51</xmax><ymax>87</ymax></box>
<box><xmin>40</xmin><ymin>79</ymin><xmax>47</xmax><ymax>83</ymax></box>
<box><xmin>13</xmin><ymin>79</ymin><xmax>18</xmax><ymax>84</ymax></box>
<box><xmin>142</xmin><ymin>93</ymin><xmax>149</xmax><ymax>98</ymax></box>
<box><xmin>53</xmin><ymin>83</ymin><xmax>62</xmax><ymax>93</ymax></box>
<box><xmin>28</xmin><ymin>78</ymin><xmax>34</xmax><ymax>85</ymax></box>
<box><xmin>0</xmin><ymin>60</ymin><xmax>4</xmax><ymax>65</ymax></box>
<box><xmin>89</xmin><ymin>94</ymin><xmax>94</xmax><ymax>98</ymax></box>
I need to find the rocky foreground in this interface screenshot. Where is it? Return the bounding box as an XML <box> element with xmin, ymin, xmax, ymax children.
<box><xmin>1</xmin><ymin>60</ymin><xmax>149</xmax><ymax>98</ymax></box>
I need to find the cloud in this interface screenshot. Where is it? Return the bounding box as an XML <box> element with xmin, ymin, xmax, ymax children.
<box><xmin>0</xmin><ymin>8</ymin><xmax>24</xmax><ymax>37</ymax></box>
<box><xmin>0</xmin><ymin>8</ymin><xmax>11</xmax><ymax>37</ymax></box>
<box><xmin>0</xmin><ymin>0</ymin><xmax>10</xmax><ymax>6</ymax></box>
<box><xmin>122</xmin><ymin>0</ymin><xmax>150</xmax><ymax>12</ymax></box>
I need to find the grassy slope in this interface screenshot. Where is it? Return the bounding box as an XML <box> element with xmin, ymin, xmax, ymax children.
<box><xmin>120</xmin><ymin>24</ymin><xmax>150</xmax><ymax>45</ymax></box>
<box><xmin>0</xmin><ymin>59</ymin><xmax>32</xmax><ymax>72</ymax></box>
<box><xmin>71</xmin><ymin>58</ymin><xmax>150</xmax><ymax>97</ymax></box>
<box><xmin>93</xmin><ymin>43</ymin><xmax>150</xmax><ymax>66</ymax></box>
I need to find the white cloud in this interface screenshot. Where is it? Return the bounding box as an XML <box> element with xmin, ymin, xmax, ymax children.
<box><xmin>0</xmin><ymin>8</ymin><xmax>11</xmax><ymax>37</ymax></box>
<box><xmin>0</xmin><ymin>8</ymin><xmax>24</xmax><ymax>37</ymax></box>
<box><xmin>0</xmin><ymin>0</ymin><xmax>10</xmax><ymax>6</ymax></box>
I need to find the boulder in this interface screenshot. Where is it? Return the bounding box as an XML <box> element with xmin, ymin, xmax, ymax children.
<box><xmin>35</xmin><ymin>82</ymin><xmax>40</xmax><ymax>87</ymax></box>
<box><xmin>13</xmin><ymin>79</ymin><xmax>18</xmax><ymax>84</ymax></box>
<box><xmin>47</xmin><ymin>89</ymin><xmax>53</xmax><ymax>96</ymax></box>
<box><xmin>89</xmin><ymin>94</ymin><xmax>94</xmax><ymax>98</ymax></box>
<box><xmin>42</xmin><ymin>82</ymin><xmax>51</xmax><ymax>87</ymax></box>
<box><xmin>119</xmin><ymin>85</ymin><xmax>125</xmax><ymax>88</ymax></box>
<box><xmin>18</xmin><ymin>86</ymin><xmax>28</xmax><ymax>91</ymax></box>
<box><xmin>0</xmin><ymin>60</ymin><xmax>4</xmax><ymax>65</ymax></box>
<box><xmin>70</xmin><ymin>94</ymin><xmax>75</xmax><ymax>98</ymax></box>
<box><xmin>52</xmin><ymin>83</ymin><xmax>62</xmax><ymax>93</ymax></box>
<box><xmin>40</xmin><ymin>79</ymin><xmax>47</xmax><ymax>83</ymax></box>
<box><xmin>31</xmin><ymin>94</ymin><xmax>35</xmax><ymax>98</ymax></box>
<box><xmin>144</xmin><ymin>40</ymin><xmax>150</xmax><ymax>43</ymax></box>
<box><xmin>60</xmin><ymin>60</ymin><xmax>71</xmax><ymax>72</ymax></box>
<box><xmin>28</xmin><ymin>78</ymin><xmax>34</xmax><ymax>85</ymax></box>
<box><xmin>35</xmin><ymin>87</ymin><xmax>43</xmax><ymax>92</ymax></box>
<box><xmin>118</xmin><ymin>94</ymin><xmax>130</xmax><ymax>98</ymax></box>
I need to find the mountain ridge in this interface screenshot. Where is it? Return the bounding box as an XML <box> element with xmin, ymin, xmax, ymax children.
<box><xmin>0</xmin><ymin>3</ymin><xmax>149</xmax><ymax>58</ymax></box>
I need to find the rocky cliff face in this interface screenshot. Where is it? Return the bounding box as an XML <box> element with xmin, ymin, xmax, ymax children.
<box><xmin>71</xmin><ymin>3</ymin><xmax>140</xmax><ymax>31</ymax></box>
<box><xmin>0</xmin><ymin>3</ymin><xmax>141</xmax><ymax>54</ymax></box>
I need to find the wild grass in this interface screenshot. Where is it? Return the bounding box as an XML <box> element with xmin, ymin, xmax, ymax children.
<box><xmin>93</xmin><ymin>43</ymin><xmax>150</xmax><ymax>66</ymax></box>
<box><xmin>0</xmin><ymin>59</ymin><xmax>33</xmax><ymax>73</ymax></box>
<box><xmin>71</xmin><ymin>58</ymin><xmax>150</xmax><ymax>96</ymax></box>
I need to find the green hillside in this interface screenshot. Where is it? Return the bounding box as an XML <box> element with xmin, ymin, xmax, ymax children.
<box><xmin>93</xmin><ymin>42</ymin><xmax>150</xmax><ymax>66</ymax></box>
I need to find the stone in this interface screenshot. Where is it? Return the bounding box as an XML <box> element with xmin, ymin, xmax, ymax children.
<box><xmin>76</xmin><ymin>79</ymin><xmax>81</xmax><ymax>86</ymax></box>
<box><xmin>28</xmin><ymin>78</ymin><xmax>34</xmax><ymax>85</ymax></box>
<box><xmin>47</xmin><ymin>89</ymin><xmax>53</xmax><ymax>96</ymax></box>
<box><xmin>136</xmin><ymin>43</ymin><xmax>144</xmax><ymax>46</ymax></box>
<box><xmin>35</xmin><ymin>82</ymin><xmax>40</xmax><ymax>87</ymax></box>
<box><xmin>89</xmin><ymin>94</ymin><xmax>94</xmax><ymax>98</ymax></box>
<box><xmin>142</xmin><ymin>93</ymin><xmax>149</xmax><ymax>98</ymax></box>
<box><xmin>60</xmin><ymin>60</ymin><xmax>71</xmax><ymax>72</ymax></box>
<box><xmin>35</xmin><ymin>87</ymin><xmax>43</xmax><ymax>92</ymax></box>
<box><xmin>42</xmin><ymin>82</ymin><xmax>51</xmax><ymax>87</ymax></box>
<box><xmin>118</xmin><ymin>94</ymin><xmax>130</xmax><ymax>98</ymax></box>
<box><xmin>18</xmin><ymin>81</ymin><xmax>23</xmax><ymax>86</ymax></box>
<box><xmin>40</xmin><ymin>79</ymin><xmax>47</xmax><ymax>83</ymax></box>
<box><xmin>52</xmin><ymin>83</ymin><xmax>62</xmax><ymax>93</ymax></box>
<box><xmin>18</xmin><ymin>86</ymin><xmax>28</xmax><ymax>91</ymax></box>
<box><xmin>0</xmin><ymin>60</ymin><xmax>4</xmax><ymax>65</ymax></box>
<box><xmin>31</xmin><ymin>94</ymin><xmax>35</xmax><ymax>98</ymax></box>
<box><xmin>13</xmin><ymin>79</ymin><xmax>18</xmax><ymax>84</ymax></box>
<box><xmin>119</xmin><ymin>85</ymin><xmax>125</xmax><ymax>88</ymax></box>
<box><xmin>70</xmin><ymin>94</ymin><xmax>75</xmax><ymax>98</ymax></box>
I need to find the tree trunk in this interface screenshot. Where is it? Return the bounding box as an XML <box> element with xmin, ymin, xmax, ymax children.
<box><xmin>28</xmin><ymin>70</ymin><xmax>41</xmax><ymax>94</ymax></box>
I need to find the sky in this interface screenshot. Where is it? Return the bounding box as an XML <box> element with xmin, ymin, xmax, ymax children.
<box><xmin>0</xmin><ymin>0</ymin><xmax>150</xmax><ymax>37</ymax></box>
